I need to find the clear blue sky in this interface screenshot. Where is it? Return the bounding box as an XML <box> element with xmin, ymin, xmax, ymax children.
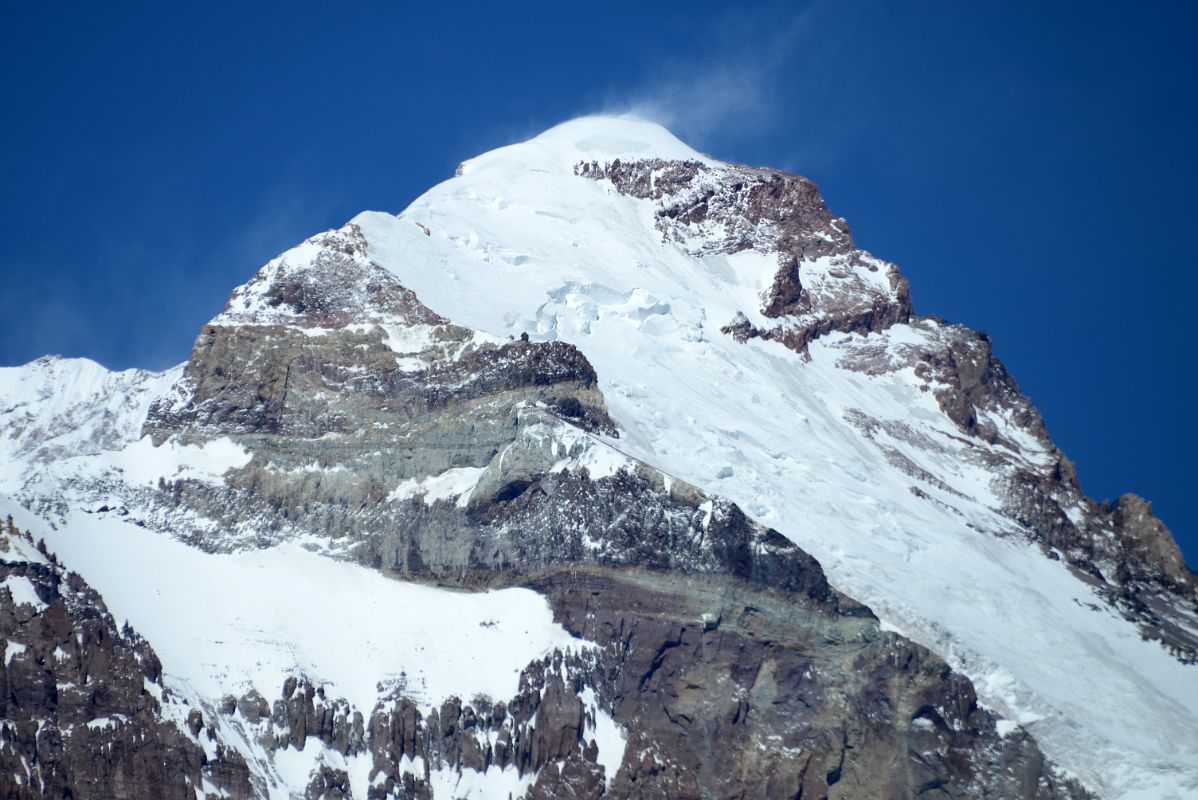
<box><xmin>2</xmin><ymin>1</ymin><xmax>1194</xmax><ymax>565</ymax></box>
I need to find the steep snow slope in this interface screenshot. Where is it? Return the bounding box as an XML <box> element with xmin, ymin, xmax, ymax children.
<box><xmin>330</xmin><ymin>116</ymin><xmax>1198</xmax><ymax>799</ymax></box>
<box><xmin>0</xmin><ymin>514</ymin><xmax>258</xmax><ymax>798</ymax></box>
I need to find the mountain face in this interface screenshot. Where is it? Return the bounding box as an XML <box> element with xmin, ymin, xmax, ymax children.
<box><xmin>1</xmin><ymin>117</ymin><xmax>1194</xmax><ymax>800</ymax></box>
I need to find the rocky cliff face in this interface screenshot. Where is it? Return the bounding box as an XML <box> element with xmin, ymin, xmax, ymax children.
<box><xmin>0</xmin><ymin>221</ymin><xmax>1090</xmax><ymax>799</ymax></box>
<box><xmin>137</xmin><ymin>224</ymin><xmax>613</xmax><ymax>554</ymax></box>
<box><xmin>1</xmin><ymin>116</ymin><xmax>1193</xmax><ymax>799</ymax></box>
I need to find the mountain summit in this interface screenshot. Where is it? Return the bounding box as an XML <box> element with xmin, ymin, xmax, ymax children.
<box><xmin>2</xmin><ymin>117</ymin><xmax>1194</xmax><ymax>799</ymax></box>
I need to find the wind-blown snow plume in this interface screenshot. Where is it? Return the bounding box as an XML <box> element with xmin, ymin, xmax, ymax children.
<box><xmin>603</xmin><ymin>5</ymin><xmax>816</xmax><ymax>146</ymax></box>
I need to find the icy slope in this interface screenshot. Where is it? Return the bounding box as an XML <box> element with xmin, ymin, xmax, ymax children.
<box><xmin>334</xmin><ymin>116</ymin><xmax>1198</xmax><ymax>799</ymax></box>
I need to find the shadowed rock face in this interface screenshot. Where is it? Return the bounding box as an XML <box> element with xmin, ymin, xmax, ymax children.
<box><xmin>0</xmin><ymin>521</ymin><xmax>252</xmax><ymax>800</ymax></box>
<box><xmin>532</xmin><ymin>569</ymin><xmax>1086</xmax><ymax>800</ymax></box>
<box><xmin>1105</xmin><ymin>493</ymin><xmax>1193</xmax><ymax>588</ymax></box>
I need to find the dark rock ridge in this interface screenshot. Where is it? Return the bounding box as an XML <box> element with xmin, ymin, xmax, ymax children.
<box><xmin>0</xmin><ymin>518</ymin><xmax>252</xmax><ymax>799</ymax></box>
<box><xmin>575</xmin><ymin>158</ymin><xmax>913</xmax><ymax>354</ymax></box>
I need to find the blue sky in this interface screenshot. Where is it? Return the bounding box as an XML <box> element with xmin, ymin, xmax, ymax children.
<box><xmin>2</xmin><ymin>1</ymin><xmax>1194</xmax><ymax>564</ymax></box>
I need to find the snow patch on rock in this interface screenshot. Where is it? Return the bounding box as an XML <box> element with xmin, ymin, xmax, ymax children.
<box><xmin>388</xmin><ymin>466</ymin><xmax>487</xmax><ymax>507</ymax></box>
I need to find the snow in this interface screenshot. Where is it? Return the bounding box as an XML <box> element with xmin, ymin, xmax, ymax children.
<box><xmin>388</xmin><ymin>466</ymin><xmax>486</xmax><ymax>506</ymax></box>
<box><xmin>340</xmin><ymin>115</ymin><xmax>1198</xmax><ymax>799</ymax></box>
<box><xmin>111</xmin><ymin>436</ymin><xmax>252</xmax><ymax>486</ymax></box>
<box><xmin>3</xmin><ymin>640</ymin><xmax>28</xmax><ymax>665</ymax></box>
<box><xmin>380</xmin><ymin>322</ymin><xmax>437</xmax><ymax>370</ymax></box>
<box><xmin>523</xmin><ymin>410</ymin><xmax>634</xmax><ymax>480</ymax></box>
<box><xmin>0</xmin><ymin>356</ymin><xmax>181</xmax><ymax>492</ymax></box>
<box><xmin>1</xmin><ymin>574</ymin><xmax>46</xmax><ymax>612</ymax></box>
<box><xmin>0</xmin><ymin>529</ymin><xmax>49</xmax><ymax>566</ymax></box>
<box><xmin>454</xmin><ymin>116</ymin><xmax>716</xmax><ymax>179</ymax></box>
<box><xmin>265</xmin><ymin>460</ymin><xmax>347</xmax><ymax>476</ymax></box>
<box><xmin>425</xmin><ymin>764</ymin><xmax>536</xmax><ymax>800</ymax></box>
<box><xmin>996</xmin><ymin>719</ymin><xmax>1020</xmax><ymax>738</ymax></box>
<box><xmin>86</xmin><ymin>715</ymin><xmax>128</xmax><ymax>730</ymax></box>
<box><xmin>580</xmin><ymin>686</ymin><xmax>627</xmax><ymax>787</ymax></box>
<box><xmin>271</xmin><ymin>740</ymin><xmax>324</xmax><ymax>797</ymax></box>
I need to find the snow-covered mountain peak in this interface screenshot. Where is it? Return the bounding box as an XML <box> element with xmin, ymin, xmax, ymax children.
<box><xmin>3</xmin><ymin>118</ymin><xmax>1195</xmax><ymax>799</ymax></box>
<box><xmin>455</xmin><ymin>115</ymin><xmax>716</xmax><ymax>178</ymax></box>
<box><xmin>393</xmin><ymin>116</ymin><xmax>913</xmax><ymax>368</ymax></box>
